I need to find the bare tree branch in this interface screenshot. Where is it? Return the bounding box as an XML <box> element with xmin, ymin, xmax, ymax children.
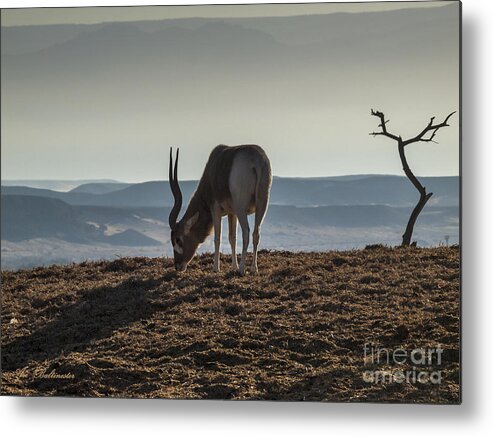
<box><xmin>370</xmin><ymin>109</ymin><xmax>400</xmax><ymax>141</ymax></box>
<box><xmin>402</xmin><ymin>111</ymin><xmax>456</xmax><ymax>146</ymax></box>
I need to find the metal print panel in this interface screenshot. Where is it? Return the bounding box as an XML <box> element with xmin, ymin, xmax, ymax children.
<box><xmin>0</xmin><ymin>1</ymin><xmax>461</xmax><ymax>403</ymax></box>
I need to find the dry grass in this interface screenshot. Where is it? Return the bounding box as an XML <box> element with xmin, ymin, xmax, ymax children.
<box><xmin>1</xmin><ymin>247</ymin><xmax>460</xmax><ymax>403</ymax></box>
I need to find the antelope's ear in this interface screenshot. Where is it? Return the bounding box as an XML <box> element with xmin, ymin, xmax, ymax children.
<box><xmin>184</xmin><ymin>212</ymin><xmax>199</xmax><ymax>235</ymax></box>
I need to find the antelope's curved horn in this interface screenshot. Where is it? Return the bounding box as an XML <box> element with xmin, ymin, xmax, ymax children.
<box><xmin>168</xmin><ymin>147</ymin><xmax>182</xmax><ymax>229</ymax></box>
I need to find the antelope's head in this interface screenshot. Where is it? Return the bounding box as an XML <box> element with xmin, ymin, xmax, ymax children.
<box><xmin>168</xmin><ymin>147</ymin><xmax>200</xmax><ymax>272</ymax></box>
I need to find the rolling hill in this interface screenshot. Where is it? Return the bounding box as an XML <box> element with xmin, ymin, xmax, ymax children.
<box><xmin>1</xmin><ymin>175</ymin><xmax>460</xmax><ymax>208</ymax></box>
<box><xmin>69</xmin><ymin>182</ymin><xmax>131</xmax><ymax>194</ymax></box>
<box><xmin>0</xmin><ymin>195</ymin><xmax>160</xmax><ymax>247</ymax></box>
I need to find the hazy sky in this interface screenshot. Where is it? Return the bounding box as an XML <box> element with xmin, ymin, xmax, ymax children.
<box><xmin>1</xmin><ymin>1</ymin><xmax>460</xmax><ymax>182</ymax></box>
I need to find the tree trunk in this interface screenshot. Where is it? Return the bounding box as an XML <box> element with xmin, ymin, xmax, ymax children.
<box><xmin>398</xmin><ymin>141</ymin><xmax>433</xmax><ymax>246</ymax></box>
<box><xmin>401</xmin><ymin>190</ymin><xmax>433</xmax><ymax>246</ymax></box>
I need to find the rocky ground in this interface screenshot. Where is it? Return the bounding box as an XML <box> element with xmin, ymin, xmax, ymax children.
<box><xmin>1</xmin><ymin>247</ymin><xmax>460</xmax><ymax>403</ymax></box>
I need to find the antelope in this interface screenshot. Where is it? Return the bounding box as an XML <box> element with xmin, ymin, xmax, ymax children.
<box><xmin>168</xmin><ymin>144</ymin><xmax>272</xmax><ymax>275</ymax></box>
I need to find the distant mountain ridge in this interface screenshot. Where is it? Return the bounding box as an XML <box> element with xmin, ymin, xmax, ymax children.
<box><xmin>2</xmin><ymin>4</ymin><xmax>458</xmax><ymax>84</ymax></box>
<box><xmin>1</xmin><ymin>175</ymin><xmax>460</xmax><ymax>208</ymax></box>
<box><xmin>0</xmin><ymin>179</ymin><xmax>121</xmax><ymax>192</ymax></box>
<box><xmin>2</xmin><ymin>4</ymin><xmax>456</xmax><ymax>55</ymax></box>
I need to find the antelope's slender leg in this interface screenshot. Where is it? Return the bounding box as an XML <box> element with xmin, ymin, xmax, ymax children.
<box><xmin>236</xmin><ymin>212</ymin><xmax>250</xmax><ymax>275</ymax></box>
<box><xmin>212</xmin><ymin>205</ymin><xmax>222</xmax><ymax>272</ymax></box>
<box><xmin>251</xmin><ymin>227</ymin><xmax>260</xmax><ymax>274</ymax></box>
<box><xmin>251</xmin><ymin>214</ymin><xmax>264</xmax><ymax>274</ymax></box>
<box><xmin>228</xmin><ymin>214</ymin><xmax>238</xmax><ymax>270</ymax></box>
<box><xmin>250</xmin><ymin>183</ymin><xmax>269</xmax><ymax>274</ymax></box>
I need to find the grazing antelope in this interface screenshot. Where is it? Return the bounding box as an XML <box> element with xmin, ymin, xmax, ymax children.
<box><xmin>168</xmin><ymin>144</ymin><xmax>272</xmax><ymax>275</ymax></box>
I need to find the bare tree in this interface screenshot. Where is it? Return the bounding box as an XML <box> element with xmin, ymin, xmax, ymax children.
<box><xmin>370</xmin><ymin>109</ymin><xmax>455</xmax><ymax>246</ymax></box>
